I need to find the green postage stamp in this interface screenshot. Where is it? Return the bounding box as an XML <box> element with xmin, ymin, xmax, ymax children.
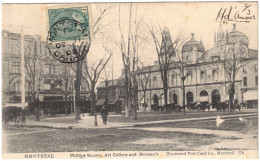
<box><xmin>47</xmin><ymin>6</ymin><xmax>90</xmax><ymax>42</ymax></box>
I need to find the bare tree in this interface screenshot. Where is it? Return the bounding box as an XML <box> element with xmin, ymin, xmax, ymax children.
<box><xmin>115</xmin><ymin>3</ymin><xmax>147</xmax><ymax>119</ymax></box>
<box><xmin>82</xmin><ymin>49</ymin><xmax>112</xmax><ymax>126</ymax></box>
<box><xmin>59</xmin><ymin>64</ymin><xmax>73</xmax><ymax>115</ymax></box>
<box><xmin>147</xmin><ymin>25</ymin><xmax>184</xmax><ymax>109</ymax></box>
<box><xmin>224</xmin><ymin>42</ymin><xmax>249</xmax><ymax>111</ymax></box>
<box><xmin>136</xmin><ymin>65</ymin><xmax>151</xmax><ymax>111</ymax></box>
<box><xmin>68</xmin><ymin>4</ymin><xmax>112</xmax><ymax>120</ymax></box>
<box><xmin>24</xmin><ymin>40</ymin><xmax>44</xmax><ymax>121</ymax></box>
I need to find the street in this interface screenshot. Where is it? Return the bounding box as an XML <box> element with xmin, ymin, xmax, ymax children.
<box><xmin>3</xmin><ymin>115</ymin><xmax>258</xmax><ymax>153</ymax></box>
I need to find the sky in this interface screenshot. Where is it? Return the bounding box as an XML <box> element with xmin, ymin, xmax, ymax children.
<box><xmin>2</xmin><ymin>2</ymin><xmax>258</xmax><ymax>81</ymax></box>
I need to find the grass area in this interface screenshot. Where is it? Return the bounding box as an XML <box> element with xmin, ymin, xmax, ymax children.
<box><xmin>4</xmin><ymin>128</ymin><xmax>223</xmax><ymax>153</ymax></box>
<box><xmin>141</xmin><ymin>117</ymin><xmax>258</xmax><ymax>134</ymax></box>
<box><xmin>108</xmin><ymin>111</ymin><xmax>257</xmax><ymax>123</ymax></box>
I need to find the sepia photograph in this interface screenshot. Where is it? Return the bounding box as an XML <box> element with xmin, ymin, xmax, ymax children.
<box><xmin>1</xmin><ymin>1</ymin><xmax>258</xmax><ymax>159</ymax></box>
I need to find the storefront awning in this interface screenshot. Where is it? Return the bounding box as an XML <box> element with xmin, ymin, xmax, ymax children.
<box><xmin>244</xmin><ymin>91</ymin><xmax>258</xmax><ymax>101</ymax></box>
<box><xmin>225</xmin><ymin>94</ymin><xmax>237</xmax><ymax>100</ymax></box>
<box><xmin>96</xmin><ymin>99</ymin><xmax>106</xmax><ymax>106</ymax></box>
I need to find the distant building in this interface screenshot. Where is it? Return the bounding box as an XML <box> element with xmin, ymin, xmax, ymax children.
<box><xmin>2</xmin><ymin>30</ymin><xmax>90</xmax><ymax>105</ymax></box>
<box><xmin>96</xmin><ymin>70</ymin><xmax>126</xmax><ymax>110</ymax></box>
<box><xmin>137</xmin><ymin>24</ymin><xmax>258</xmax><ymax>111</ymax></box>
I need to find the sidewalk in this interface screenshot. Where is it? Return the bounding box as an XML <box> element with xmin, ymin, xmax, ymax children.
<box><xmin>21</xmin><ymin>112</ymin><xmax>258</xmax><ymax>129</ymax></box>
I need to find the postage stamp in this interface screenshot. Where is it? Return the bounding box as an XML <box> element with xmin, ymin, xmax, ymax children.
<box><xmin>46</xmin><ymin>5</ymin><xmax>91</xmax><ymax>63</ymax></box>
<box><xmin>48</xmin><ymin>6</ymin><xmax>90</xmax><ymax>42</ymax></box>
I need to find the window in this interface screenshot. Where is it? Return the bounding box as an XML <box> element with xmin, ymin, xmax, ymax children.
<box><xmin>212</xmin><ymin>70</ymin><xmax>218</xmax><ymax>82</ymax></box>
<box><xmin>200</xmin><ymin>71</ymin><xmax>206</xmax><ymax>83</ymax></box>
<box><xmin>12</xmin><ymin>81</ymin><xmax>20</xmax><ymax>92</ymax></box>
<box><xmin>255</xmin><ymin>64</ymin><xmax>258</xmax><ymax>72</ymax></box>
<box><xmin>255</xmin><ymin>76</ymin><xmax>258</xmax><ymax>86</ymax></box>
<box><xmin>243</xmin><ymin>66</ymin><xmax>247</xmax><ymax>73</ymax></box>
<box><xmin>153</xmin><ymin>76</ymin><xmax>157</xmax><ymax>81</ymax></box>
<box><xmin>243</xmin><ymin>77</ymin><xmax>247</xmax><ymax>86</ymax></box>
<box><xmin>12</xmin><ymin>62</ymin><xmax>20</xmax><ymax>73</ymax></box>
<box><xmin>119</xmin><ymin>90</ymin><xmax>123</xmax><ymax>95</ymax></box>
<box><xmin>186</xmin><ymin>73</ymin><xmax>192</xmax><ymax>84</ymax></box>
<box><xmin>171</xmin><ymin>74</ymin><xmax>175</xmax><ymax>86</ymax></box>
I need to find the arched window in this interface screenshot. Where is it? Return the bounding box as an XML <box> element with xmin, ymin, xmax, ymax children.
<box><xmin>12</xmin><ymin>81</ymin><xmax>20</xmax><ymax>92</ymax></box>
<box><xmin>200</xmin><ymin>90</ymin><xmax>208</xmax><ymax>97</ymax></box>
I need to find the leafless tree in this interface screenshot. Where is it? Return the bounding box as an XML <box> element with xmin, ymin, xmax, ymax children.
<box><xmin>115</xmin><ymin>3</ymin><xmax>147</xmax><ymax>119</ymax></box>
<box><xmin>24</xmin><ymin>40</ymin><xmax>44</xmax><ymax>121</ymax></box>
<box><xmin>136</xmin><ymin>65</ymin><xmax>151</xmax><ymax>111</ymax></box>
<box><xmin>82</xmin><ymin>48</ymin><xmax>112</xmax><ymax>126</ymax></box>
<box><xmin>58</xmin><ymin>64</ymin><xmax>73</xmax><ymax>115</ymax></box>
<box><xmin>147</xmin><ymin>24</ymin><xmax>184</xmax><ymax>109</ymax></box>
<box><xmin>69</xmin><ymin>4</ymin><xmax>112</xmax><ymax>120</ymax></box>
<box><xmin>224</xmin><ymin>42</ymin><xmax>249</xmax><ymax>111</ymax></box>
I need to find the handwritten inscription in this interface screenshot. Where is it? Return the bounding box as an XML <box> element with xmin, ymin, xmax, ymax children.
<box><xmin>216</xmin><ymin>3</ymin><xmax>256</xmax><ymax>23</ymax></box>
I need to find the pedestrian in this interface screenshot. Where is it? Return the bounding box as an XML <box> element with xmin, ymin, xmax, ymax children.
<box><xmin>100</xmin><ymin>106</ymin><xmax>108</xmax><ymax>125</ymax></box>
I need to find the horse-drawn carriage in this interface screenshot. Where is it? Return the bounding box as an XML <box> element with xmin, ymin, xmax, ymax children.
<box><xmin>2</xmin><ymin>103</ymin><xmax>28</xmax><ymax>127</ymax></box>
<box><xmin>187</xmin><ymin>101</ymin><xmax>211</xmax><ymax>112</ymax></box>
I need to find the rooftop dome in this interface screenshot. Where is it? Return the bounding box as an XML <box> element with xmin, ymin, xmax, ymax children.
<box><xmin>227</xmin><ymin>24</ymin><xmax>249</xmax><ymax>45</ymax></box>
<box><xmin>182</xmin><ymin>33</ymin><xmax>205</xmax><ymax>53</ymax></box>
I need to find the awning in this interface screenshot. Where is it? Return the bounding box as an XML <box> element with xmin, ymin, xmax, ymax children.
<box><xmin>3</xmin><ymin>102</ymin><xmax>28</xmax><ymax>109</ymax></box>
<box><xmin>225</xmin><ymin>94</ymin><xmax>237</xmax><ymax>100</ymax></box>
<box><xmin>244</xmin><ymin>91</ymin><xmax>258</xmax><ymax>101</ymax></box>
<box><xmin>96</xmin><ymin>99</ymin><xmax>106</xmax><ymax>106</ymax></box>
<box><xmin>107</xmin><ymin>99</ymin><xmax>118</xmax><ymax>105</ymax></box>
<box><xmin>199</xmin><ymin>96</ymin><xmax>208</xmax><ymax>102</ymax></box>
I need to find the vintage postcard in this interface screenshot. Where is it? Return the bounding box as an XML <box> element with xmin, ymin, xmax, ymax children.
<box><xmin>1</xmin><ymin>2</ymin><xmax>258</xmax><ymax>159</ymax></box>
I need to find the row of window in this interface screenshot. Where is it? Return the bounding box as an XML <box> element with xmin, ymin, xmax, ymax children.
<box><xmin>151</xmin><ymin>70</ymin><xmax>219</xmax><ymax>86</ymax></box>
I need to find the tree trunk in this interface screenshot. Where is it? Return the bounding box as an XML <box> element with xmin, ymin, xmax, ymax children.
<box><xmin>163</xmin><ymin>69</ymin><xmax>168</xmax><ymax>107</ymax></box>
<box><xmin>34</xmin><ymin>91</ymin><xmax>40</xmax><ymax>121</ymax></box>
<box><xmin>124</xmin><ymin>70</ymin><xmax>129</xmax><ymax>118</ymax></box>
<box><xmin>143</xmin><ymin>92</ymin><xmax>146</xmax><ymax>111</ymax></box>
<box><xmin>90</xmin><ymin>84</ymin><xmax>97</xmax><ymax>126</ymax></box>
<box><xmin>65</xmin><ymin>87</ymin><xmax>68</xmax><ymax>115</ymax></box>
<box><xmin>182</xmin><ymin>78</ymin><xmax>186</xmax><ymax>115</ymax></box>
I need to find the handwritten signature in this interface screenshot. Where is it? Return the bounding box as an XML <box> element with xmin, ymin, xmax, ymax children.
<box><xmin>216</xmin><ymin>3</ymin><xmax>256</xmax><ymax>23</ymax></box>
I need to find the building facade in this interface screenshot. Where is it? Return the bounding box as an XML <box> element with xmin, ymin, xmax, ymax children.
<box><xmin>137</xmin><ymin>24</ymin><xmax>258</xmax><ymax>111</ymax></box>
<box><xmin>96</xmin><ymin>71</ymin><xmax>126</xmax><ymax>110</ymax></box>
<box><xmin>2</xmin><ymin>30</ymin><xmax>90</xmax><ymax>105</ymax></box>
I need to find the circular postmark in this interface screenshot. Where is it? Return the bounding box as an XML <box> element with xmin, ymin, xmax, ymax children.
<box><xmin>46</xmin><ymin>6</ymin><xmax>91</xmax><ymax>63</ymax></box>
<box><xmin>46</xmin><ymin>19</ymin><xmax>90</xmax><ymax>63</ymax></box>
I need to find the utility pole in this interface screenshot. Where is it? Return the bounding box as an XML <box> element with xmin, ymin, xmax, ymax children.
<box><xmin>21</xmin><ymin>27</ymin><xmax>25</xmax><ymax>109</ymax></box>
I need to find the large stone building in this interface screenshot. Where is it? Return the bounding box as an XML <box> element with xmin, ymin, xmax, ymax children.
<box><xmin>137</xmin><ymin>24</ymin><xmax>258</xmax><ymax>111</ymax></box>
<box><xmin>2</xmin><ymin>30</ymin><xmax>90</xmax><ymax>105</ymax></box>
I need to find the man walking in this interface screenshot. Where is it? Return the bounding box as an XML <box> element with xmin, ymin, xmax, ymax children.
<box><xmin>100</xmin><ymin>106</ymin><xmax>108</xmax><ymax>125</ymax></box>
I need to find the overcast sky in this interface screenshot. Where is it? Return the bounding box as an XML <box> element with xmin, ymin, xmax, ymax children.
<box><xmin>2</xmin><ymin>2</ymin><xmax>258</xmax><ymax>81</ymax></box>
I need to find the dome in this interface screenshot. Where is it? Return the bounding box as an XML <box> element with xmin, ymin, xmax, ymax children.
<box><xmin>227</xmin><ymin>24</ymin><xmax>249</xmax><ymax>45</ymax></box>
<box><xmin>182</xmin><ymin>33</ymin><xmax>205</xmax><ymax>53</ymax></box>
